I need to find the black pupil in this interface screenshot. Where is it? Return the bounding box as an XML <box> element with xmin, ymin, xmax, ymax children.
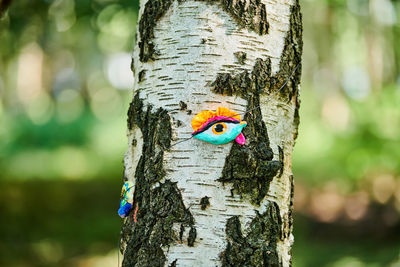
<box><xmin>214</xmin><ymin>124</ymin><xmax>224</xmax><ymax>132</ymax></box>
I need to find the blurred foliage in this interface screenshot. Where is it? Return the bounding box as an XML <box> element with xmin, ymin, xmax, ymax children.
<box><xmin>0</xmin><ymin>0</ymin><xmax>137</xmax><ymax>180</ymax></box>
<box><xmin>295</xmin><ymin>87</ymin><xmax>400</xmax><ymax>187</ymax></box>
<box><xmin>0</xmin><ymin>0</ymin><xmax>400</xmax><ymax>266</ymax></box>
<box><xmin>0</xmin><ymin>179</ymin><xmax>121</xmax><ymax>267</ymax></box>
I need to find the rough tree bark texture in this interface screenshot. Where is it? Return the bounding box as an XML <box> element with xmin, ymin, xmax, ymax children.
<box><xmin>121</xmin><ymin>0</ymin><xmax>302</xmax><ymax>266</ymax></box>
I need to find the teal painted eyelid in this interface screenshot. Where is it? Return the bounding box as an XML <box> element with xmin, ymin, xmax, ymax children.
<box><xmin>193</xmin><ymin>123</ymin><xmax>247</xmax><ymax>145</ymax></box>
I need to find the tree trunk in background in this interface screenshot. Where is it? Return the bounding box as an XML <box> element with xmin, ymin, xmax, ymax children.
<box><xmin>0</xmin><ymin>0</ymin><xmax>12</xmax><ymax>18</ymax></box>
<box><xmin>121</xmin><ymin>0</ymin><xmax>302</xmax><ymax>266</ymax></box>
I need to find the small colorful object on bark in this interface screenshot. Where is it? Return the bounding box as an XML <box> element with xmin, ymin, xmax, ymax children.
<box><xmin>118</xmin><ymin>181</ymin><xmax>135</xmax><ymax>219</ymax></box>
<box><xmin>191</xmin><ymin>107</ymin><xmax>247</xmax><ymax>145</ymax></box>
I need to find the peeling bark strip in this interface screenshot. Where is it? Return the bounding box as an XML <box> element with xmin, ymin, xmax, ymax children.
<box><xmin>138</xmin><ymin>0</ymin><xmax>269</xmax><ymax>62</ymax></box>
<box><xmin>121</xmin><ymin>93</ymin><xmax>196</xmax><ymax>267</ymax></box>
<box><xmin>221</xmin><ymin>202</ymin><xmax>282</xmax><ymax>266</ymax></box>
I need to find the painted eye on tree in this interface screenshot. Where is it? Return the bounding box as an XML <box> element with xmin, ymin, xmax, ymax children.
<box><xmin>191</xmin><ymin>107</ymin><xmax>247</xmax><ymax>145</ymax></box>
<box><xmin>212</xmin><ymin>122</ymin><xmax>227</xmax><ymax>135</ymax></box>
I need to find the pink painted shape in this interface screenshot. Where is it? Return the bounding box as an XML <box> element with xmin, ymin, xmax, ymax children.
<box><xmin>192</xmin><ymin>116</ymin><xmax>240</xmax><ymax>135</ymax></box>
<box><xmin>235</xmin><ymin>133</ymin><xmax>246</xmax><ymax>145</ymax></box>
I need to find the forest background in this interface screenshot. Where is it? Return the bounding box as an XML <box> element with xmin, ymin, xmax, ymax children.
<box><xmin>0</xmin><ymin>0</ymin><xmax>399</xmax><ymax>266</ymax></box>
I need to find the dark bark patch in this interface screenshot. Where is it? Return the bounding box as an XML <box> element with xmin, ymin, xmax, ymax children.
<box><xmin>122</xmin><ymin>92</ymin><xmax>196</xmax><ymax>267</ymax></box>
<box><xmin>213</xmin><ymin>58</ymin><xmax>282</xmax><ymax>205</ymax></box>
<box><xmin>234</xmin><ymin>51</ymin><xmax>247</xmax><ymax>65</ymax></box>
<box><xmin>221</xmin><ymin>201</ymin><xmax>283</xmax><ymax>266</ymax></box>
<box><xmin>286</xmin><ymin>175</ymin><xmax>294</xmax><ymax>240</ymax></box>
<box><xmin>169</xmin><ymin>259</ymin><xmax>178</xmax><ymax>267</ymax></box>
<box><xmin>175</xmin><ymin>120</ymin><xmax>183</xmax><ymax>127</ymax></box>
<box><xmin>138</xmin><ymin>0</ymin><xmax>174</xmax><ymax>62</ymax></box>
<box><xmin>276</xmin><ymin>0</ymin><xmax>303</xmax><ymax>123</ymax></box>
<box><xmin>220</xmin><ymin>0</ymin><xmax>269</xmax><ymax>35</ymax></box>
<box><xmin>138</xmin><ymin>0</ymin><xmax>269</xmax><ymax>62</ymax></box>
<box><xmin>130</xmin><ymin>58</ymin><xmax>135</xmax><ymax>75</ymax></box>
<box><xmin>217</xmin><ymin>3</ymin><xmax>302</xmax><ymax>264</ymax></box>
<box><xmin>200</xmin><ymin>196</ymin><xmax>210</xmax><ymax>210</ymax></box>
<box><xmin>188</xmin><ymin>226</ymin><xmax>197</xmax><ymax>246</ymax></box>
<box><xmin>179</xmin><ymin>101</ymin><xmax>187</xmax><ymax>111</ymax></box>
<box><xmin>278</xmin><ymin>146</ymin><xmax>284</xmax><ymax>178</ymax></box>
<box><xmin>138</xmin><ymin>70</ymin><xmax>147</xmax><ymax>83</ymax></box>
<box><xmin>285</xmin><ymin>175</ymin><xmax>294</xmax><ymax>266</ymax></box>
<box><xmin>214</xmin><ymin>1</ymin><xmax>302</xmax><ymax>206</ymax></box>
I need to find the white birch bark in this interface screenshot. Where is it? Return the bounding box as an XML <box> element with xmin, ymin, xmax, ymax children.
<box><xmin>122</xmin><ymin>0</ymin><xmax>302</xmax><ymax>266</ymax></box>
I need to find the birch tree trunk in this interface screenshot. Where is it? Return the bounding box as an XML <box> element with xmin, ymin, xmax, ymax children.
<box><xmin>120</xmin><ymin>0</ymin><xmax>302</xmax><ymax>266</ymax></box>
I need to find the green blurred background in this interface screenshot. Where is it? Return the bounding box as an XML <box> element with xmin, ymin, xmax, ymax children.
<box><xmin>0</xmin><ymin>0</ymin><xmax>399</xmax><ymax>266</ymax></box>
